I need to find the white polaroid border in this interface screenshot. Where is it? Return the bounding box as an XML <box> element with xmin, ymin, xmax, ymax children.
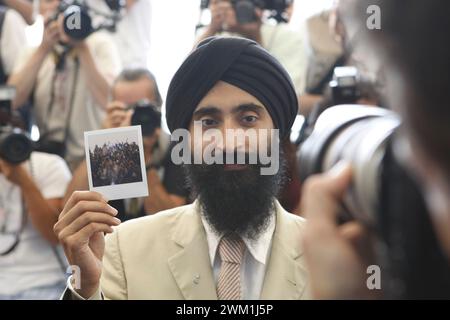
<box><xmin>84</xmin><ymin>125</ymin><xmax>149</xmax><ymax>201</ymax></box>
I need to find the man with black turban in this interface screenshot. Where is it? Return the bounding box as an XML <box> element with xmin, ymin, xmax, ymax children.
<box><xmin>57</xmin><ymin>37</ymin><xmax>309</xmax><ymax>300</ymax></box>
<box><xmin>166</xmin><ymin>36</ymin><xmax>298</xmax><ymax>138</ymax></box>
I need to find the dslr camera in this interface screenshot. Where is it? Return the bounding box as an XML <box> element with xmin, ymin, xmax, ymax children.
<box><xmin>298</xmin><ymin>105</ymin><xmax>400</xmax><ymax>226</ymax></box>
<box><xmin>0</xmin><ymin>86</ymin><xmax>33</xmax><ymax>164</ymax></box>
<box><xmin>329</xmin><ymin>66</ymin><xmax>361</xmax><ymax>105</ymax></box>
<box><xmin>128</xmin><ymin>100</ymin><xmax>161</xmax><ymax>137</ymax></box>
<box><xmin>328</xmin><ymin>66</ymin><xmax>382</xmax><ymax>106</ymax></box>
<box><xmin>297</xmin><ymin>105</ymin><xmax>450</xmax><ymax>298</ymax></box>
<box><xmin>200</xmin><ymin>0</ymin><xmax>293</xmax><ymax>24</ymax></box>
<box><xmin>49</xmin><ymin>0</ymin><xmax>124</xmax><ymax>41</ymax></box>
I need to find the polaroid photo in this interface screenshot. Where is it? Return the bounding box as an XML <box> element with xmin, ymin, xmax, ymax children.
<box><xmin>84</xmin><ymin>126</ymin><xmax>149</xmax><ymax>201</ymax></box>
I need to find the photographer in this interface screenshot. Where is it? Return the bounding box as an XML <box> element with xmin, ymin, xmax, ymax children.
<box><xmin>196</xmin><ymin>0</ymin><xmax>307</xmax><ymax>97</ymax></box>
<box><xmin>301</xmin><ymin>0</ymin><xmax>450</xmax><ymax>299</ymax></box>
<box><xmin>0</xmin><ymin>2</ymin><xmax>27</xmax><ymax>84</ymax></box>
<box><xmin>8</xmin><ymin>0</ymin><xmax>122</xmax><ymax>170</ymax></box>
<box><xmin>299</xmin><ymin>9</ymin><xmax>342</xmax><ymax>116</ymax></box>
<box><xmin>0</xmin><ymin>102</ymin><xmax>72</xmax><ymax>299</ymax></box>
<box><xmin>299</xmin><ymin>3</ymin><xmax>382</xmax><ymax>118</ymax></box>
<box><xmin>64</xmin><ymin>68</ymin><xmax>188</xmax><ymax>219</ymax></box>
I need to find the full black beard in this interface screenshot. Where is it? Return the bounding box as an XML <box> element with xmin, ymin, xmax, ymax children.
<box><xmin>184</xmin><ymin>151</ymin><xmax>286</xmax><ymax>241</ymax></box>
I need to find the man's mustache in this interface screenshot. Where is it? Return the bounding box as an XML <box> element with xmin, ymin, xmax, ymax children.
<box><xmin>191</xmin><ymin>150</ymin><xmax>273</xmax><ymax>165</ymax></box>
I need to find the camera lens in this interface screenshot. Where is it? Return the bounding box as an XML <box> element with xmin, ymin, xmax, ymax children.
<box><xmin>63</xmin><ymin>5</ymin><xmax>93</xmax><ymax>41</ymax></box>
<box><xmin>298</xmin><ymin>105</ymin><xmax>401</xmax><ymax>226</ymax></box>
<box><xmin>130</xmin><ymin>103</ymin><xmax>161</xmax><ymax>136</ymax></box>
<box><xmin>0</xmin><ymin>128</ymin><xmax>33</xmax><ymax>164</ymax></box>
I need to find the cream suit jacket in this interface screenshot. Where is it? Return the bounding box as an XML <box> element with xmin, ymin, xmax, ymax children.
<box><xmin>65</xmin><ymin>200</ymin><xmax>310</xmax><ymax>300</ymax></box>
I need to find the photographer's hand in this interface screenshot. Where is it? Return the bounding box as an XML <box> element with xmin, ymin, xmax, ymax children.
<box><xmin>195</xmin><ymin>0</ymin><xmax>226</xmax><ymax>46</ymax></box>
<box><xmin>40</xmin><ymin>18</ymin><xmax>60</xmax><ymax>53</ymax></box>
<box><xmin>102</xmin><ymin>102</ymin><xmax>132</xmax><ymax>129</ymax></box>
<box><xmin>302</xmin><ymin>162</ymin><xmax>378</xmax><ymax>299</ymax></box>
<box><xmin>54</xmin><ymin>191</ymin><xmax>120</xmax><ymax>299</ymax></box>
<box><xmin>208</xmin><ymin>0</ymin><xmax>226</xmax><ymax>34</ymax></box>
<box><xmin>222</xmin><ymin>5</ymin><xmax>263</xmax><ymax>44</ymax></box>
<box><xmin>0</xmin><ymin>159</ymin><xmax>30</xmax><ymax>186</ymax></box>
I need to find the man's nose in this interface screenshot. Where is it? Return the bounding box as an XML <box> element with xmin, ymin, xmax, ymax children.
<box><xmin>220</xmin><ymin>118</ymin><xmax>246</xmax><ymax>153</ymax></box>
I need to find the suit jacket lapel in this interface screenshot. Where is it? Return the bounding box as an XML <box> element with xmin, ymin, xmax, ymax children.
<box><xmin>260</xmin><ymin>201</ymin><xmax>309</xmax><ymax>299</ymax></box>
<box><xmin>168</xmin><ymin>201</ymin><xmax>218</xmax><ymax>300</ymax></box>
<box><xmin>166</xmin><ymin>200</ymin><xmax>308</xmax><ymax>300</ymax></box>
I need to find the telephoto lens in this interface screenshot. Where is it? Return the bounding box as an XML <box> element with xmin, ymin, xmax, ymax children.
<box><xmin>297</xmin><ymin>105</ymin><xmax>401</xmax><ymax>226</ymax></box>
<box><xmin>298</xmin><ymin>104</ymin><xmax>450</xmax><ymax>298</ymax></box>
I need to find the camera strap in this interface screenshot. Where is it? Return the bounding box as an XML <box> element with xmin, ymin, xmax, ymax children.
<box><xmin>0</xmin><ymin>194</ymin><xmax>27</xmax><ymax>256</ymax></box>
<box><xmin>40</xmin><ymin>55</ymin><xmax>80</xmax><ymax>154</ymax></box>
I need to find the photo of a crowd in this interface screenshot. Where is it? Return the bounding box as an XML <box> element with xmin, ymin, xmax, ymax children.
<box><xmin>89</xmin><ymin>141</ymin><xmax>143</xmax><ymax>187</ymax></box>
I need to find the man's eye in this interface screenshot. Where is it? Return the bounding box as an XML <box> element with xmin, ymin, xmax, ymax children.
<box><xmin>201</xmin><ymin>118</ymin><xmax>218</xmax><ymax>127</ymax></box>
<box><xmin>242</xmin><ymin>115</ymin><xmax>258</xmax><ymax>123</ymax></box>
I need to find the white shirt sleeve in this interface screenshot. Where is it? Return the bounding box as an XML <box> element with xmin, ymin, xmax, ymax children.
<box><xmin>31</xmin><ymin>152</ymin><xmax>72</xmax><ymax>200</ymax></box>
<box><xmin>1</xmin><ymin>9</ymin><xmax>27</xmax><ymax>75</ymax></box>
<box><xmin>64</xmin><ymin>276</ymin><xmax>103</xmax><ymax>300</ymax></box>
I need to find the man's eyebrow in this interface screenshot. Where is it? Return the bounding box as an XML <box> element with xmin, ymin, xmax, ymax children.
<box><xmin>193</xmin><ymin>106</ymin><xmax>222</xmax><ymax>118</ymax></box>
<box><xmin>232</xmin><ymin>103</ymin><xmax>265</xmax><ymax>115</ymax></box>
<box><xmin>192</xmin><ymin>103</ymin><xmax>264</xmax><ymax>118</ymax></box>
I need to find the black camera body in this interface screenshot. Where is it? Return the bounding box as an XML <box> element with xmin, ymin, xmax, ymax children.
<box><xmin>104</xmin><ymin>0</ymin><xmax>125</xmax><ymax>11</ymax></box>
<box><xmin>48</xmin><ymin>0</ymin><xmax>92</xmax><ymax>41</ymax></box>
<box><xmin>200</xmin><ymin>0</ymin><xmax>292</xmax><ymax>23</ymax></box>
<box><xmin>329</xmin><ymin>66</ymin><xmax>361</xmax><ymax>105</ymax></box>
<box><xmin>129</xmin><ymin>100</ymin><xmax>161</xmax><ymax>137</ymax></box>
<box><xmin>49</xmin><ymin>0</ymin><xmax>124</xmax><ymax>41</ymax></box>
<box><xmin>232</xmin><ymin>0</ymin><xmax>258</xmax><ymax>24</ymax></box>
<box><xmin>0</xmin><ymin>127</ymin><xmax>33</xmax><ymax>164</ymax></box>
<box><xmin>0</xmin><ymin>86</ymin><xmax>33</xmax><ymax>164</ymax></box>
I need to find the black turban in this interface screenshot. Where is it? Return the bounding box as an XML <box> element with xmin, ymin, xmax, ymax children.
<box><xmin>165</xmin><ymin>37</ymin><xmax>298</xmax><ymax>138</ymax></box>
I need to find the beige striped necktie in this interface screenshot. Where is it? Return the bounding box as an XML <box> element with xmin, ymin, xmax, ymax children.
<box><xmin>216</xmin><ymin>234</ymin><xmax>246</xmax><ymax>300</ymax></box>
